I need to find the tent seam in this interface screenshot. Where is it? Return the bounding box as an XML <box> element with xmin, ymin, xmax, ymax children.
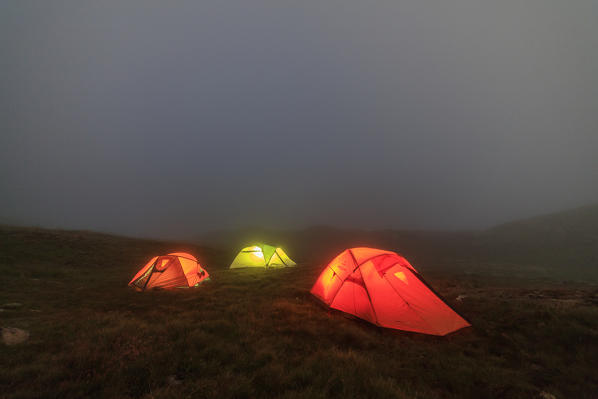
<box><xmin>381</xmin><ymin>269</ymin><xmax>441</xmax><ymax>335</ymax></box>
<box><xmin>349</xmin><ymin>249</ymin><xmax>380</xmax><ymax>325</ymax></box>
<box><xmin>407</xmin><ymin>269</ymin><xmax>471</xmax><ymax>326</ymax></box>
<box><xmin>276</xmin><ymin>248</ymin><xmax>288</xmax><ymax>266</ymax></box>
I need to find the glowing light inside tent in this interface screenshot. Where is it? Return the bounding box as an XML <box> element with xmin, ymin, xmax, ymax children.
<box><xmin>394</xmin><ymin>271</ymin><xmax>408</xmax><ymax>284</ymax></box>
<box><xmin>320</xmin><ymin>267</ymin><xmax>336</xmax><ymax>298</ymax></box>
<box><xmin>128</xmin><ymin>253</ymin><xmax>210</xmax><ymax>290</ymax></box>
<box><xmin>310</xmin><ymin>248</ymin><xmax>471</xmax><ymax>336</ymax></box>
<box><xmin>229</xmin><ymin>245</ymin><xmax>296</xmax><ymax>268</ymax></box>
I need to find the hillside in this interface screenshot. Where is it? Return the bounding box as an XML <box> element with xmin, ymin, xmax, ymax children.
<box><xmin>0</xmin><ymin>225</ymin><xmax>224</xmax><ymax>280</ymax></box>
<box><xmin>475</xmin><ymin>204</ymin><xmax>598</xmax><ymax>281</ymax></box>
<box><xmin>488</xmin><ymin>203</ymin><xmax>598</xmax><ymax>237</ymax></box>
<box><xmin>200</xmin><ymin>226</ymin><xmax>475</xmax><ymax>265</ymax></box>
<box><xmin>1</xmin><ymin>225</ymin><xmax>597</xmax><ymax>398</ymax></box>
<box><xmin>200</xmin><ymin>204</ymin><xmax>598</xmax><ymax>282</ymax></box>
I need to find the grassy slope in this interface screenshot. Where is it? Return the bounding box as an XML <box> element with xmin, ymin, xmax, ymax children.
<box><xmin>1</xmin><ymin>222</ymin><xmax>597</xmax><ymax>398</ymax></box>
<box><xmin>202</xmin><ymin>203</ymin><xmax>598</xmax><ymax>282</ymax></box>
<box><xmin>475</xmin><ymin>204</ymin><xmax>598</xmax><ymax>280</ymax></box>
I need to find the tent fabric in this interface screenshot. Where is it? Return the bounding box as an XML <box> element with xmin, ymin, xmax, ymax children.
<box><xmin>229</xmin><ymin>245</ymin><xmax>296</xmax><ymax>268</ymax></box>
<box><xmin>310</xmin><ymin>247</ymin><xmax>470</xmax><ymax>336</ymax></box>
<box><xmin>129</xmin><ymin>252</ymin><xmax>209</xmax><ymax>290</ymax></box>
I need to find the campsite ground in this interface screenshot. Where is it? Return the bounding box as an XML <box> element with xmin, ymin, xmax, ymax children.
<box><xmin>1</xmin><ymin>226</ymin><xmax>597</xmax><ymax>399</ymax></box>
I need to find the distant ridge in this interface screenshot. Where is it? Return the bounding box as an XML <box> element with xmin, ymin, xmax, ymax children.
<box><xmin>2</xmin><ymin>202</ymin><xmax>597</xmax><ymax>281</ymax></box>
<box><xmin>487</xmin><ymin>203</ymin><xmax>598</xmax><ymax>237</ymax></box>
<box><xmin>199</xmin><ymin>203</ymin><xmax>598</xmax><ymax>281</ymax></box>
<box><xmin>477</xmin><ymin>203</ymin><xmax>598</xmax><ymax>281</ymax></box>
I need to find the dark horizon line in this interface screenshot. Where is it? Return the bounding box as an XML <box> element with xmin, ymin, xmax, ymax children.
<box><xmin>2</xmin><ymin>201</ymin><xmax>596</xmax><ymax>243</ymax></box>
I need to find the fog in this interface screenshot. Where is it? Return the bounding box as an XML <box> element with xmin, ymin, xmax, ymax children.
<box><xmin>2</xmin><ymin>1</ymin><xmax>597</xmax><ymax>239</ymax></box>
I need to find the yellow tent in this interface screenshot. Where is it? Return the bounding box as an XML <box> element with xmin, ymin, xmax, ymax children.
<box><xmin>229</xmin><ymin>245</ymin><xmax>296</xmax><ymax>269</ymax></box>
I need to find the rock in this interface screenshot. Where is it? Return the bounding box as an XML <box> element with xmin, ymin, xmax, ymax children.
<box><xmin>539</xmin><ymin>392</ymin><xmax>556</xmax><ymax>399</ymax></box>
<box><xmin>1</xmin><ymin>327</ymin><xmax>30</xmax><ymax>346</ymax></box>
<box><xmin>167</xmin><ymin>375</ymin><xmax>182</xmax><ymax>386</ymax></box>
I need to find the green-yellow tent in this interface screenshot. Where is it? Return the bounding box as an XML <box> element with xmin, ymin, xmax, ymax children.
<box><xmin>229</xmin><ymin>245</ymin><xmax>296</xmax><ymax>269</ymax></box>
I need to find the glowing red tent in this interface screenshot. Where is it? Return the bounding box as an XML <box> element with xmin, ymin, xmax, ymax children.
<box><xmin>128</xmin><ymin>252</ymin><xmax>209</xmax><ymax>291</ymax></box>
<box><xmin>310</xmin><ymin>248</ymin><xmax>470</xmax><ymax>336</ymax></box>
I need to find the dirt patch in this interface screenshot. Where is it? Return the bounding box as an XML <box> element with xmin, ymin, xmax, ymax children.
<box><xmin>2</xmin><ymin>303</ymin><xmax>23</xmax><ymax>309</ymax></box>
<box><xmin>1</xmin><ymin>327</ymin><xmax>30</xmax><ymax>346</ymax></box>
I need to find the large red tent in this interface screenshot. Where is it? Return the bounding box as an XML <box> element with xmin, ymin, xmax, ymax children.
<box><xmin>311</xmin><ymin>247</ymin><xmax>470</xmax><ymax>336</ymax></box>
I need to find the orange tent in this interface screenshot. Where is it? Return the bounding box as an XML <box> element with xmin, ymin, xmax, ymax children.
<box><xmin>128</xmin><ymin>252</ymin><xmax>209</xmax><ymax>290</ymax></box>
<box><xmin>310</xmin><ymin>247</ymin><xmax>470</xmax><ymax>336</ymax></box>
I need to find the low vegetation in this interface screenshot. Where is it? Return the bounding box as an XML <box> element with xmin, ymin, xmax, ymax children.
<box><xmin>1</xmin><ymin>225</ymin><xmax>597</xmax><ymax>398</ymax></box>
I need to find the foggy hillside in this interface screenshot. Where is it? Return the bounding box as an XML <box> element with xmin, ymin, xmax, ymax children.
<box><xmin>199</xmin><ymin>203</ymin><xmax>598</xmax><ymax>281</ymax></box>
<box><xmin>474</xmin><ymin>203</ymin><xmax>598</xmax><ymax>280</ymax></box>
<box><xmin>2</xmin><ymin>203</ymin><xmax>596</xmax><ymax>282</ymax></box>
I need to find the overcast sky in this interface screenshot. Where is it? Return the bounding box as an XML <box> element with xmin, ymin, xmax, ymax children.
<box><xmin>1</xmin><ymin>1</ymin><xmax>597</xmax><ymax>239</ymax></box>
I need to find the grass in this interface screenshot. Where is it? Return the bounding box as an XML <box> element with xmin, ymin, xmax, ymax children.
<box><xmin>1</xmin><ymin>226</ymin><xmax>597</xmax><ymax>398</ymax></box>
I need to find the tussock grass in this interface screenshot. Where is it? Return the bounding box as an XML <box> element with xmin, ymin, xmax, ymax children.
<box><xmin>1</xmin><ymin>226</ymin><xmax>597</xmax><ymax>398</ymax></box>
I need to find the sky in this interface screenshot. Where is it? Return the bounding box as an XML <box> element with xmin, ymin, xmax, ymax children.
<box><xmin>1</xmin><ymin>1</ymin><xmax>598</xmax><ymax>239</ymax></box>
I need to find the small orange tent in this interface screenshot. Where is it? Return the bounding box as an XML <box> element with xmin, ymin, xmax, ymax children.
<box><xmin>128</xmin><ymin>252</ymin><xmax>209</xmax><ymax>290</ymax></box>
<box><xmin>310</xmin><ymin>247</ymin><xmax>470</xmax><ymax>336</ymax></box>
